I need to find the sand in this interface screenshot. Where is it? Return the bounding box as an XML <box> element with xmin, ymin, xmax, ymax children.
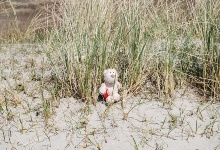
<box><xmin>0</xmin><ymin>44</ymin><xmax>220</xmax><ymax>150</ymax></box>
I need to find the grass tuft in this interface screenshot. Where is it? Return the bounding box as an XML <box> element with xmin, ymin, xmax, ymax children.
<box><xmin>45</xmin><ymin>0</ymin><xmax>220</xmax><ymax>103</ymax></box>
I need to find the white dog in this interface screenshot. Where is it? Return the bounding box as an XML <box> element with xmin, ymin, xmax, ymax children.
<box><xmin>99</xmin><ymin>68</ymin><xmax>122</xmax><ymax>104</ymax></box>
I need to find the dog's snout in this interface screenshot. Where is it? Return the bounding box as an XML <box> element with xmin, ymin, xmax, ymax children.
<box><xmin>111</xmin><ymin>74</ymin><xmax>115</xmax><ymax>78</ymax></box>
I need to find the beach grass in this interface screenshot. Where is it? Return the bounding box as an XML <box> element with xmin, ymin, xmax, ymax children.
<box><xmin>44</xmin><ymin>0</ymin><xmax>220</xmax><ymax>104</ymax></box>
<box><xmin>0</xmin><ymin>0</ymin><xmax>219</xmax><ymax>104</ymax></box>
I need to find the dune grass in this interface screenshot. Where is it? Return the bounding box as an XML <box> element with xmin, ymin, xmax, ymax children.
<box><xmin>45</xmin><ymin>0</ymin><xmax>220</xmax><ymax>104</ymax></box>
<box><xmin>0</xmin><ymin>1</ymin><xmax>219</xmax><ymax>148</ymax></box>
<box><xmin>1</xmin><ymin>0</ymin><xmax>219</xmax><ymax>104</ymax></box>
<box><xmin>0</xmin><ymin>0</ymin><xmax>54</xmax><ymax>43</ymax></box>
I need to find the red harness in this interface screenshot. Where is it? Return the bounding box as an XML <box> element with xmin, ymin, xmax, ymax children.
<box><xmin>104</xmin><ymin>89</ymin><xmax>109</xmax><ymax>99</ymax></box>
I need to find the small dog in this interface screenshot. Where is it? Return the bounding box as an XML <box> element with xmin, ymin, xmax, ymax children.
<box><xmin>99</xmin><ymin>68</ymin><xmax>122</xmax><ymax>104</ymax></box>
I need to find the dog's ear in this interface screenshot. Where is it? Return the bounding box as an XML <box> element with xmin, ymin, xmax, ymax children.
<box><xmin>104</xmin><ymin>69</ymin><xmax>108</xmax><ymax>75</ymax></box>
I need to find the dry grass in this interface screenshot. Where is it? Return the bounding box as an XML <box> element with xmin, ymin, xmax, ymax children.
<box><xmin>0</xmin><ymin>0</ymin><xmax>58</xmax><ymax>43</ymax></box>
<box><xmin>1</xmin><ymin>0</ymin><xmax>219</xmax><ymax>103</ymax></box>
<box><xmin>0</xmin><ymin>2</ymin><xmax>219</xmax><ymax>125</ymax></box>
<box><xmin>0</xmin><ymin>0</ymin><xmax>219</xmax><ymax>132</ymax></box>
<box><xmin>0</xmin><ymin>1</ymin><xmax>220</xmax><ymax>149</ymax></box>
<box><xmin>43</xmin><ymin>0</ymin><xmax>220</xmax><ymax>105</ymax></box>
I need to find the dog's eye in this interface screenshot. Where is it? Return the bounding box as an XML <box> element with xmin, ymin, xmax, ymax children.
<box><xmin>110</xmin><ymin>72</ymin><xmax>111</xmax><ymax>73</ymax></box>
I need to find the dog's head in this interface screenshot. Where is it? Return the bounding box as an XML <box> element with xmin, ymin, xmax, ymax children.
<box><xmin>104</xmin><ymin>68</ymin><xmax>119</xmax><ymax>84</ymax></box>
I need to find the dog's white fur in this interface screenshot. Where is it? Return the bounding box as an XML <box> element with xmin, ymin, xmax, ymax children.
<box><xmin>99</xmin><ymin>68</ymin><xmax>122</xmax><ymax>103</ymax></box>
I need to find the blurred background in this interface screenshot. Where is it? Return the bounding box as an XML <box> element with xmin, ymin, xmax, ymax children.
<box><xmin>0</xmin><ymin>0</ymin><xmax>55</xmax><ymax>42</ymax></box>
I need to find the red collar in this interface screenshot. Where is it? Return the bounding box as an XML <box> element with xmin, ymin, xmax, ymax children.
<box><xmin>104</xmin><ymin>89</ymin><xmax>109</xmax><ymax>99</ymax></box>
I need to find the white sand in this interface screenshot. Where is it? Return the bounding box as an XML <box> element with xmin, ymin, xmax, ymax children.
<box><xmin>0</xmin><ymin>44</ymin><xmax>220</xmax><ymax>150</ymax></box>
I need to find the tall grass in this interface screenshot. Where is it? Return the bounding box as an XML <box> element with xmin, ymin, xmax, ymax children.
<box><xmin>0</xmin><ymin>1</ymin><xmax>55</xmax><ymax>43</ymax></box>
<box><xmin>46</xmin><ymin>0</ymin><xmax>220</xmax><ymax>103</ymax></box>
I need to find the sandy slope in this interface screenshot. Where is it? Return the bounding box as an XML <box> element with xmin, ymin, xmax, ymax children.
<box><xmin>0</xmin><ymin>44</ymin><xmax>220</xmax><ymax>150</ymax></box>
